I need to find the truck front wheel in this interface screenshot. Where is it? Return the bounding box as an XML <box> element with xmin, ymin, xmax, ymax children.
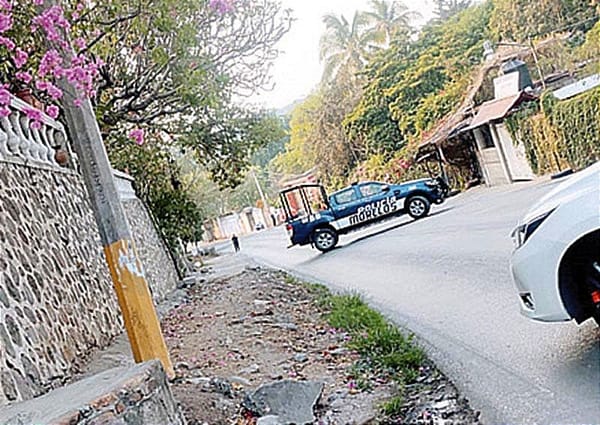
<box><xmin>407</xmin><ymin>196</ymin><xmax>431</xmax><ymax>219</ymax></box>
<box><xmin>312</xmin><ymin>228</ymin><xmax>338</xmax><ymax>252</ymax></box>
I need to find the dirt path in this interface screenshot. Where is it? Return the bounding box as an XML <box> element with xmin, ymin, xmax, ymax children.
<box><xmin>165</xmin><ymin>262</ymin><xmax>391</xmax><ymax>424</ymax></box>
<box><xmin>164</xmin><ymin>256</ymin><xmax>480</xmax><ymax>424</ymax></box>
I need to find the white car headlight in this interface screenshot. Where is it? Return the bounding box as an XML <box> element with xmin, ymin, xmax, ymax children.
<box><xmin>511</xmin><ymin>209</ymin><xmax>555</xmax><ymax>249</ymax></box>
<box><xmin>511</xmin><ymin>223</ymin><xmax>527</xmax><ymax>248</ymax></box>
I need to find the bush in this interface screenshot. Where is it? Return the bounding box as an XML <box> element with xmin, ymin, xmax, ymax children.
<box><xmin>506</xmin><ymin>87</ymin><xmax>600</xmax><ymax>174</ymax></box>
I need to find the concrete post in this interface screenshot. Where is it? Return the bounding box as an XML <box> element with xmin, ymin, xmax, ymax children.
<box><xmin>48</xmin><ymin>3</ymin><xmax>173</xmax><ymax>376</ymax></box>
<box><xmin>251</xmin><ymin>169</ymin><xmax>271</xmax><ymax>227</ymax></box>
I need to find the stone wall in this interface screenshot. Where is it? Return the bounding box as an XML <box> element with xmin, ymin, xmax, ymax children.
<box><xmin>114</xmin><ymin>171</ymin><xmax>179</xmax><ymax>304</ymax></box>
<box><xmin>0</xmin><ymin>360</ymin><xmax>185</xmax><ymax>424</ymax></box>
<box><xmin>0</xmin><ymin>161</ymin><xmax>123</xmax><ymax>406</ymax></box>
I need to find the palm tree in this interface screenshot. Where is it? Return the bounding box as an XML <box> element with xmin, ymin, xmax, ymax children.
<box><xmin>319</xmin><ymin>11</ymin><xmax>374</xmax><ymax>82</ymax></box>
<box><xmin>363</xmin><ymin>0</ymin><xmax>419</xmax><ymax>45</ymax></box>
<box><xmin>432</xmin><ymin>0</ymin><xmax>472</xmax><ymax>21</ymax></box>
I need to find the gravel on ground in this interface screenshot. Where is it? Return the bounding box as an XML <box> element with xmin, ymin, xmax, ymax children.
<box><xmin>163</xmin><ymin>256</ymin><xmax>481</xmax><ymax>425</ymax></box>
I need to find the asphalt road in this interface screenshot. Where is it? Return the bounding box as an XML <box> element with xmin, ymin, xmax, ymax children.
<box><xmin>222</xmin><ymin>180</ymin><xmax>600</xmax><ymax>425</ymax></box>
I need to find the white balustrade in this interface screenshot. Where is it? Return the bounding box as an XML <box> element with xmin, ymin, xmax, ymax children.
<box><xmin>0</xmin><ymin>92</ymin><xmax>77</xmax><ymax>171</ymax></box>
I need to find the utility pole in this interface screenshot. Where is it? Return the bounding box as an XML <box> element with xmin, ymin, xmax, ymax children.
<box><xmin>527</xmin><ymin>37</ymin><xmax>546</xmax><ymax>90</ymax></box>
<box><xmin>48</xmin><ymin>2</ymin><xmax>173</xmax><ymax>377</ymax></box>
<box><xmin>251</xmin><ymin>169</ymin><xmax>272</xmax><ymax>226</ymax></box>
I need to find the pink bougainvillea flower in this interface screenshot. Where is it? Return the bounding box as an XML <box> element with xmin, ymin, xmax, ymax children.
<box><xmin>73</xmin><ymin>98</ymin><xmax>82</xmax><ymax>107</ymax></box>
<box><xmin>46</xmin><ymin>83</ymin><xmax>63</xmax><ymax>100</ymax></box>
<box><xmin>15</xmin><ymin>71</ymin><xmax>32</xmax><ymax>84</ymax></box>
<box><xmin>0</xmin><ymin>87</ymin><xmax>11</xmax><ymax>105</ymax></box>
<box><xmin>0</xmin><ymin>12</ymin><xmax>12</xmax><ymax>33</ymax></box>
<box><xmin>0</xmin><ymin>0</ymin><xmax>12</xmax><ymax>11</ymax></box>
<box><xmin>73</xmin><ymin>37</ymin><xmax>86</xmax><ymax>50</ymax></box>
<box><xmin>32</xmin><ymin>5</ymin><xmax>70</xmax><ymax>42</ymax></box>
<box><xmin>35</xmin><ymin>80</ymin><xmax>49</xmax><ymax>91</ymax></box>
<box><xmin>14</xmin><ymin>48</ymin><xmax>27</xmax><ymax>68</ymax></box>
<box><xmin>46</xmin><ymin>105</ymin><xmax>59</xmax><ymax>119</ymax></box>
<box><xmin>33</xmin><ymin>0</ymin><xmax>44</xmax><ymax>4</ymax></box>
<box><xmin>23</xmin><ymin>107</ymin><xmax>43</xmax><ymax>129</ymax></box>
<box><xmin>0</xmin><ymin>107</ymin><xmax>10</xmax><ymax>118</ymax></box>
<box><xmin>23</xmin><ymin>107</ymin><xmax>42</xmax><ymax>122</ymax></box>
<box><xmin>0</xmin><ymin>35</ymin><xmax>14</xmax><ymax>50</ymax></box>
<box><xmin>38</xmin><ymin>49</ymin><xmax>63</xmax><ymax>77</ymax></box>
<box><xmin>128</xmin><ymin>128</ymin><xmax>145</xmax><ymax>146</ymax></box>
<box><xmin>209</xmin><ymin>0</ymin><xmax>236</xmax><ymax>14</ymax></box>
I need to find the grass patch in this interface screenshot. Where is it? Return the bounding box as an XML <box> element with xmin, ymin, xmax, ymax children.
<box><xmin>283</xmin><ymin>274</ymin><xmax>424</xmax><ymax>421</ymax></box>
<box><xmin>326</xmin><ymin>294</ymin><xmax>424</xmax><ymax>382</ymax></box>
<box><xmin>381</xmin><ymin>395</ymin><xmax>405</xmax><ymax>417</ymax></box>
<box><xmin>325</xmin><ymin>294</ymin><xmax>425</xmax><ymax>421</ymax></box>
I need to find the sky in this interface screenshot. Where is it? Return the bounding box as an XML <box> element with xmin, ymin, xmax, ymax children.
<box><xmin>249</xmin><ymin>0</ymin><xmax>436</xmax><ymax>110</ymax></box>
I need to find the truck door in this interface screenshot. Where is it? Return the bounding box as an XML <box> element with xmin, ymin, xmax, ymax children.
<box><xmin>330</xmin><ymin>186</ymin><xmax>362</xmax><ymax>219</ymax></box>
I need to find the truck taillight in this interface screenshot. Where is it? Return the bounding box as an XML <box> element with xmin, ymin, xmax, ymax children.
<box><xmin>286</xmin><ymin>223</ymin><xmax>293</xmax><ymax>235</ymax></box>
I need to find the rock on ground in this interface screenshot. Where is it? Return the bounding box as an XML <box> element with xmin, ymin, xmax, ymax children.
<box><xmin>246</xmin><ymin>380</ymin><xmax>323</xmax><ymax>424</ymax></box>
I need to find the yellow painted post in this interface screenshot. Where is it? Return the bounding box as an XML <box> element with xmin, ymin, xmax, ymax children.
<box><xmin>45</xmin><ymin>0</ymin><xmax>173</xmax><ymax>377</ymax></box>
<box><xmin>104</xmin><ymin>240</ymin><xmax>172</xmax><ymax>372</ymax></box>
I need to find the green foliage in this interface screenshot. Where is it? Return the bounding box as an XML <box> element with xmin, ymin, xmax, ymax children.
<box><xmin>273</xmin><ymin>93</ymin><xmax>322</xmax><ymax>175</ymax></box>
<box><xmin>345</xmin><ymin>2</ymin><xmax>493</xmax><ymax>160</ymax></box>
<box><xmin>506</xmin><ymin>87</ymin><xmax>600</xmax><ymax>174</ymax></box>
<box><xmin>148</xmin><ymin>186</ymin><xmax>204</xmax><ymax>249</ymax></box>
<box><xmin>432</xmin><ymin>0</ymin><xmax>472</xmax><ymax>21</ymax></box>
<box><xmin>280</xmin><ymin>277</ymin><xmax>424</xmax><ymax>421</ymax></box>
<box><xmin>273</xmin><ymin>68</ymin><xmax>366</xmax><ymax>187</ymax></box>
<box><xmin>381</xmin><ymin>395</ymin><xmax>405</xmax><ymax>417</ymax></box>
<box><xmin>578</xmin><ymin>20</ymin><xmax>600</xmax><ymax>70</ymax></box>
<box><xmin>107</xmin><ymin>134</ymin><xmax>203</xmax><ymax>247</ymax></box>
<box><xmin>550</xmin><ymin>87</ymin><xmax>600</xmax><ymax>168</ymax></box>
<box><xmin>489</xmin><ymin>0</ymin><xmax>597</xmax><ymax>42</ymax></box>
<box><xmin>363</xmin><ymin>0</ymin><xmax>417</xmax><ymax>45</ymax></box>
<box><xmin>87</xmin><ymin>0</ymin><xmax>291</xmax><ymax>245</ymax></box>
<box><xmin>183</xmin><ymin>108</ymin><xmax>288</xmax><ymax>189</ymax></box>
<box><xmin>326</xmin><ymin>295</ymin><xmax>425</xmax><ymax>382</ymax></box>
<box><xmin>327</xmin><ymin>294</ymin><xmax>387</xmax><ymax>331</ymax></box>
<box><xmin>278</xmin><ymin>0</ymin><xmax>598</xmax><ymax>193</ymax></box>
<box><xmin>320</xmin><ymin>11</ymin><xmax>374</xmax><ymax>81</ymax></box>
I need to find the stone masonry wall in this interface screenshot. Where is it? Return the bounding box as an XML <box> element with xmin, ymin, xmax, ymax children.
<box><xmin>122</xmin><ymin>199</ymin><xmax>179</xmax><ymax>304</ymax></box>
<box><xmin>114</xmin><ymin>172</ymin><xmax>179</xmax><ymax>304</ymax></box>
<box><xmin>0</xmin><ymin>360</ymin><xmax>185</xmax><ymax>425</ymax></box>
<box><xmin>0</xmin><ymin>161</ymin><xmax>123</xmax><ymax>406</ymax></box>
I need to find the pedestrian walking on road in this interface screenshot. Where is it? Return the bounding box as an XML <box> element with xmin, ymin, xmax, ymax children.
<box><xmin>231</xmin><ymin>234</ymin><xmax>240</xmax><ymax>252</ymax></box>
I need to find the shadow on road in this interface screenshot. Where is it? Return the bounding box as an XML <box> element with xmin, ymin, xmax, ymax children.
<box><xmin>344</xmin><ymin>207</ymin><xmax>454</xmax><ymax>247</ymax></box>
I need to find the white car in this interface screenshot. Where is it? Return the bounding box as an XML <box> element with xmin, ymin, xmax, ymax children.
<box><xmin>510</xmin><ymin>162</ymin><xmax>600</xmax><ymax>325</ymax></box>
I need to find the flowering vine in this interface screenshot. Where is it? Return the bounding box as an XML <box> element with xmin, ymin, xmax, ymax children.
<box><xmin>0</xmin><ymin>0</ymin><xmax>105</xmax><ymax>130</ymax></box>
<box><xmin>0</xmin><ymin>0</ymin><xmax>240</xmax><ymax>141</ymax></box>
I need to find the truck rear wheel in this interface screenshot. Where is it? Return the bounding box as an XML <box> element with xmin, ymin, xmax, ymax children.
<box><xmin>313</xmin><ymin>228</ymin><xmax>338</xmax><ymax>252</ymax></box>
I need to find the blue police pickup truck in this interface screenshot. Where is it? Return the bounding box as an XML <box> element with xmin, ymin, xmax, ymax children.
<box><xmin>279</xmin><ymin>178</ymin><xmax>447</xmax><ymax>252</ymax></box>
